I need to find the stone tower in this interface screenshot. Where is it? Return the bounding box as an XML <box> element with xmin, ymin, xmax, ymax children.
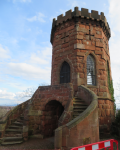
<box><xmin>0</xmin><ymin>7</ymin><xmax>115</xmax><ymax>150</ymax></box>
<box><xmin>50</xmin><ymin>7</ymin><xmax>114</xmax><ymax>135</ymax></box>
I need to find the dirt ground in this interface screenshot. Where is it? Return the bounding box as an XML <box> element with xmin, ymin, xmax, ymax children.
<box><xmin>0</xmin><ymin>136</ymin><xmax>119</xmax><ymax>150</ymax></box>
<box><xmin>0</xmin><ymin>136</ymin><xmax>54</xmax><ymax>150</ymax></box>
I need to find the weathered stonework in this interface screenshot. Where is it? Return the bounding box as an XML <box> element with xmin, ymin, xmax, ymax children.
<box><xmin>0</xmin><ymin>7</ymin><xmax>115</xmax><ymax>150</ymax></box>
<box><xmin>50</xmin><ymin>7</ymin><xmax>115</xmax><ymax>136</ymax></box>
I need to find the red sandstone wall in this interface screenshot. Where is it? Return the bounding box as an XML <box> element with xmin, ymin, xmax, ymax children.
<box><xmin>65</xmin><ymin>108</ymin><xmax>99</xmax><ymax>150</ymax></box>
<box><xmin>51</xmin><ymin>17</ymin><xmax>112</xmax><ymax>98</ymax></box>
<box><xmin>98</xmin><ymin>99</ymin><xmax>115</xmax><ymax>135</ymax></box>
<box><xmin>28</xmin><ymin>83</ymin><xmax>74</xmax><ymax>137</ymax></box>
<box><xmin>51</xmin><ymin>17</ymin><xmax>115</xmax><ymax>134</ymax></box>
<box><xmin>55</xmin><ymin>85</ymin><xmax>99</xmax><ymax>150</ymax></box>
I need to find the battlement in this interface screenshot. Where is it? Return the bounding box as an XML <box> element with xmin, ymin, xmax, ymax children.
<box><xmin>50</xmin><ymin>7</ymin><xmax>111</xmax><ymax>44</ymax></box>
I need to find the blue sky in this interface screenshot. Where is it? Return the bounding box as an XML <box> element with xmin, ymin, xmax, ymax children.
<box><xmin>0</xmin><ymin>0</ymin><xmax>120</xmax><ymax>108</ymax></box>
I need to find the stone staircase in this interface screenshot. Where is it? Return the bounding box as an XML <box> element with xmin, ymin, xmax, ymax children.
<box><xmin>1</xmin><ymin>114</ymin><xmax>24</xmax><ymax>145</ymax></box>
<box><xmin>72</xmin><ymin>97</ymin><xmax>88</xmax><ymax>119</ymax></box>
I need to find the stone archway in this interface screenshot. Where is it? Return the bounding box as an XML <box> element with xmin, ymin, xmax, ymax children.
<box><xmin>42</xmin><ymin>100</ymin><xmax>64</xmax><ymax>137</ymax></box>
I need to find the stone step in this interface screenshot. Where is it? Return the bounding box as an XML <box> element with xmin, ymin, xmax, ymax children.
<box><xmin>74</xmin><ymin>97</ymin><xmax>82</xmax><ymax>100</ymax></box>
<box><xmin>6</xmin><ymin>129</ymin><xmax>22</xmax><ymax>134</ymax></box>
<box><xmin>73</xmin><ymin>102</ymin><xmax>88</xmax><ymax>105</ymax></box>
<box><xmin>13</xmin><ymin>121</ymin><xmax>23</xmax><ymax>126</ymax></box>
<box><xmin>73</xmin><ymin>105</ymin><xmax>87</xmax><ymax>109</ymax></box>
<box><xmin>1</xmin><ymin>140</ymin><xmax>23</xmax><ymax>145</ymax></box>
<box><xmin>73</xmin><ymin>109</ymin><xmax>85</xmax><ymax>112</ymax></box>
<box><xmin>16</xmin><ymin>119</ymin><xmax>24</xmax><ymax>123</ymax></box>
<box><xmin>2</xmin><ymin>136</ymin><xmax>23</xmax><ymax>142</ymax></box>
<box><xmin>4</xmin><ymin>133</ymin><xmax>22</xmax><ymax>137</ymax></box>
<box><xmin>9</xmin><ymin>125</ymin><xmax>23</xmax><ymax>129</ymax></box>
<box><xmin>73</xmin><ymin>100</ymin><xmax>86</xmax><ymax>103</ymax></box>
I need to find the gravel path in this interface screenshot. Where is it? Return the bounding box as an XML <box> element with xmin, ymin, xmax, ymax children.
<box><xmin>0</xmin><ymin>136</ymin><xmax>54</xmax><ymax>150</ymax></box>
<box><xmin>0</xmin><ymin>136</ymin><xmax>119</xmax><ymax>150</ymax></box>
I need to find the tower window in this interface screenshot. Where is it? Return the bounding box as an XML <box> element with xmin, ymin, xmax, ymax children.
<box><xmin>87</xmin><ymin>55</ymin><xmax>96</xmax><ymax>85</ymax></box>
<box><xmin>60</xmin><ymin>61</ymin><xmax>70</xmax><ymax>84</ymax></box>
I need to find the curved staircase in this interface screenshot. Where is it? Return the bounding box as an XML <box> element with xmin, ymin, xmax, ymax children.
<box><xmin>72</xmin><ymin>97</ymin><xmax>88</xmax><ymax>119</ymax></box>
<box><xmin>1</xmin><ymin>114</ymin><xmax>24</xmax><ymax>145</ymax></box>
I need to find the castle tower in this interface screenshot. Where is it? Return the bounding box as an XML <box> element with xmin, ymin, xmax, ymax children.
<box><xmin>0</xmin><ymin>7</ymin><xmax>115</xmax><ymax>149</ymax></box>
<box><xmin>50</xmin><ymin>7</ymin><xmax>114</xmax><ymax>135</ymax></box>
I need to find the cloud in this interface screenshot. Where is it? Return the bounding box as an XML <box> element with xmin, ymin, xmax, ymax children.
<box><xmin>5</xmin><ymin>45</ymin><xmax>52</xmax><ymax>81</ymax></box>
<box><xmin>30</xmin><ymin>54</ymin><xmax>48</xmax><ymax>64</ymax></box>
<box><xmin>27</xmin><ymin>12</ymin><xmax>46</xmax><ymax>23</ymax></box>
<box><xmin>6</xmin><ymin>62</ymin><xmax>51</xmax><ymax>80</ymax></box>
<box><xmin>0</xmin><ymin>44</ymin><xmax>10</xmax><ymax>59</ymax></box>
<box><xmin>0</xmin><ymin>88</ymin><xmax>34</xmax><ymax>106</ymax></box>
<box><xmin>108</xmin><ymin>0</ymin><xmax>120</xmax><ymax>32</ymax></box>
<box><xmin>67</xmin><ymin>0</ymin><xmax>86</xmax><ymax>8</ymax></box>
<box><xmin>108</xmin><ymin>0</ymin><xmax>120</xmax><ymax>108</ymax></box>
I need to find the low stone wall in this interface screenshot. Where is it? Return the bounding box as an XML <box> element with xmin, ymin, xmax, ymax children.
<box><xmin>0</xmin><ymin>99</ymin><xmax>30</xmax><ymax>140</ymax></box>
<box><xmin>27</xmin><ymin>83</ymin><xmax>74</xmax><ymax>137</ymax></box>
<box><xmin>55</xmin><ymin>85</ymin><xmax>99</xmax><ymax>150</ymax></box>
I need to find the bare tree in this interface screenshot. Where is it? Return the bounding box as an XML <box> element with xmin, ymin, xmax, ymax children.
<box><xmin>17</xmin><ymin>83</ymin><xmax>50</xmax><ymax>99</ymax></box>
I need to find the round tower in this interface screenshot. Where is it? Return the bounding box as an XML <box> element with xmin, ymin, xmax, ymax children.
<box><xmin>50</xmin><ymin>7</ymin><xmax>115</xmax><ymax>135</ymax></box>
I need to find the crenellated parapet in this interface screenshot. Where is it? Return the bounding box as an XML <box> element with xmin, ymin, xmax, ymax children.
<box><xmin>50</xmin><ymin>7</ymin><xmax>111</xmax><ymax>44</ymax></box>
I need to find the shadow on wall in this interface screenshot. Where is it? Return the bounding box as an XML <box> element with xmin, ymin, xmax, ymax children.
<box><xmin>42</xmin><ymin>100</ymin><xmax>64</xmax><ymax>137</ymax></box>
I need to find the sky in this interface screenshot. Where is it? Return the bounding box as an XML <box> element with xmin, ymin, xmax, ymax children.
<box><xmin>0</xmin><ymin>0</ymin><xmax>120</xmax><ymax>108</ymax></box>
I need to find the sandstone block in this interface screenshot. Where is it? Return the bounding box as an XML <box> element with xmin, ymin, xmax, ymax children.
<box><xmin>75</xmin><ymin>35</ymin><xmax>83</xmax><ymax>39</ymax></box>
<box><xmin>74</xmin><ymin>43</ymin><xmax>85</xmax><ymax>49</ymax></box>
<box><xmin>95</xmin><ymin>34</ymin><xmax>102</xmax><ymax>39</ymax></box>
<box><xmin>96</xmin><ymin>42</ymin><xmax>103</xmax><ymax>47</ymax></box>
<box><xmin>106</xmin><ymin>109</ymin><xmax>110</xmax><ymax>116</ymax></box>
<box><xmin>78</xmin><ymin>27</ymin><xmax>89</xmax><ymax>34</ymax></box>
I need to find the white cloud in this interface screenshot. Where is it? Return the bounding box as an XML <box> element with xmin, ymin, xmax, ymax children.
<box><xmin>6</xmin><ymin>62</ymin><xmax>51</xmax><ymax>80</ymax></box>
<box><xmin>108</xmin><ymin>0</ymin><xmax>120</xmax><ymax>108</ymax></box>
<box><xmin>27</xmin><ymin>12</ymin><xmax>46</xmax><ymax>23</ymax></box>
<box><xmin>0</xmin><ymin>44</ymin><xmax>10</xmax><ymax>59</ymax></box>
<box><xmin>0</xmin><ymin>88</ymin><xmax>34</xmax><ymax>106</ymax></box>
<box><xmin>111</xmin><ymin>30</ymin><xmax>115</xmax><ymax>37</ymax></box>
<box><xmin>30</xmin><ymin>54</ymin><xmax>48</xmax><ymax>64</ymax></box>
<box><xmin>108</xmin><ymin>0</ymin><xmax>120</xmax><ymax>32</ymax></box>
<box><xmin>67</xmin><ymin>0</ymin><xmax>86</xmax><ymax>8</ymax></box>
<box><xmin>0</xmin><ymin>89</ymin><xmax>15</xmax><ymax>100</ymax></box>
<box><xmin>41</xmin><ymin>46</ymin><xmax>52</xmax><ymax>57</ymax></box>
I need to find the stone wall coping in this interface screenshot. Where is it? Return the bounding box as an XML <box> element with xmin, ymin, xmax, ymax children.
<box><xmin>66</xmin><ymin>85</ymin><xmax>98</xmax><ymax>129</ymax></box>
<box><xmin>51</xmin><ymin>7</ymin><xmax>110</xmax><ymax>44</ymax></box>
<box><xmin>0</xmin><ymin>99</ymin><xmax>30</xmax><ymax>124</ymax></box>
<box><xmin>87</xmin><ymin>85</ymin><xmax>99</xmax><ymax>88</ymax></box>
<box><xmin>55</xmin><ymin>85</ymin><xmax>98</xmax><ymax>131</ymax></box>
<box><xmin>98</xmin><ymin>97</ymin><xmax>114</xmax><ymax>102</ymax></box>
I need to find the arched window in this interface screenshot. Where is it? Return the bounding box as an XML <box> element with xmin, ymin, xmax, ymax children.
<box><xmin>87</xmin><ymin>55</ymin><xmax>96</xmax><ymax>85</ymax></box>
<box><xmin>60</xmin><ymin>61</ymin><xmax>70</xmax><ymax>84</ymax></box>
